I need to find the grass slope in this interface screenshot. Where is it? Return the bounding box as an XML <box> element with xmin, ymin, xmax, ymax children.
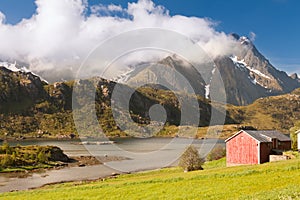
<box><xmin>227</xmin><ymin>89</ymin><xmax>300</xmax><ymax>133</ymax></box>
<box><xmin>1</xmin><ymin>158</ymin><xmax>300</xmax><ymax>199</ymax></box>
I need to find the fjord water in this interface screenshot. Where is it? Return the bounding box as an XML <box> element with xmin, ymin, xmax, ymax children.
<box><xmin>0</xmin><ymin>138</ymin><xmax>224</xmax><ymax>192</ymax></box>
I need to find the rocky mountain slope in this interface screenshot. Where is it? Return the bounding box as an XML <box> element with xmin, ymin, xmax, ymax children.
<box><xmin>0</xmin><ymin>66</ymin><xmax>48</xmax><ymax>113</ymax></box>
<box><xmin>0</xmin><ymin>66</ymin><xmax>299</xmax><ymax>138</ymax></box>
<box><xmin>121</xmin><ymin>34</ymin><xmax>300</xmax><ymax>106</ymax></box>
<box><xmin>0</xmin><ymin>66</ymin><xmax>233</xmax><ymax>138</ymax></box>
<box><xmin>227</xmin><ymin>34</ymin><xmax>300</xmax><ymax>105</ymax></box>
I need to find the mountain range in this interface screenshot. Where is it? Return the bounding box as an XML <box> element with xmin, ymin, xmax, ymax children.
<box><xmin>0</xmin><ymin>65</ymin><xmax>299</xmax><ymax>139</ymax></box>
<box><xmin>120</xmin><ymin>34</ymin><xmax>300</xmax><ymax>105</ymax></box>
<box><xmin>0</xmin><ymin>34</ymin><xmax>299</xmax><ymax>138</ymax></box>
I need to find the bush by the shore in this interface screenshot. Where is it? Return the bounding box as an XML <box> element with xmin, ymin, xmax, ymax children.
<box><xmin>0</xmin><ymin>143</ymin><xmax>69</xmax><ymax>171</ymax></box>
<box><xmin>206</xmin><ymin>145</ymin><xmax>226</xmax><ymax>161</ymax></box>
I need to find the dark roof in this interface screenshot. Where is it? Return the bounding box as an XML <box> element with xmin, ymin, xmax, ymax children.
<box><xmin>246</xmin><ymin>131</ymin><xmax>271</xmax><ymax>142</ymax></box>
<box><xmin>246</xmin><ymin>130</ymin><xmax>291</xmax><ymax>142</ymax></box>
<box><xmin>225</xmin><ymin>130</ymin><xmax>291</xmax><ymax>143</ymax></box>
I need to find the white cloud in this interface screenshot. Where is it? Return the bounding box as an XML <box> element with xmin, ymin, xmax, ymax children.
<box><xmin>90</xmin><ymin>4</ymin><xmax>124</xmax><ymax>15</ymax></box>
<box><xmin>108</xmin><ymin>4</ymin><xmax>123</xmax><ymax>12</ymax></box>
<box><xmin>249</xmin><ymin>31</ymin><xmax>256</xmax><ymax>42</ymax></box>
<box><xmin>0</xmin><ymin>0</ymin><xmax>241</xmax><ymax>81</ymax></box>
<box><xmin>0</xmin><ymin>12</ymin><xmax>5</xmax><ymax>24</ymax></box>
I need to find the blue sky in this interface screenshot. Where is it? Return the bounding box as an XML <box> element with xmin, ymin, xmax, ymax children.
<box><xmin>0</xmin><ymin>0</ymin><xmax>299</xmax><ymax>74</ymax></box>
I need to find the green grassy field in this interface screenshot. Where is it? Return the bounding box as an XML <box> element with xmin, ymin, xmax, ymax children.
<box><xmin>1</xmin><ymin>158</ymin><xmax>300</xmax><ymax>200</ymax></box>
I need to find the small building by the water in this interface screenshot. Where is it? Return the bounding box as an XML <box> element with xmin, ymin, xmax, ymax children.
<box><xmin>225</xmin><ymin>130</ymin><xmax>291</xmax><ymax>166</ymax></box>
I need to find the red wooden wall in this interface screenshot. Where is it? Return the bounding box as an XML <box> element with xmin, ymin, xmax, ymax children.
<box><xmin>226</xmin><ymin>131</ymin><xmax>259</xmax><ymax>165</ymax></box>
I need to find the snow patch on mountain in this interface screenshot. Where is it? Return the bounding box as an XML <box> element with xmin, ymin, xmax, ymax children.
<box><xmin>0</xmin><ymin>61</ymin><xmax>49</xmax><ymax>83</ymax></box>
<box><xmin>230</xmin><ymin>56</ymin><xmax>272</xmax><ymax>88</ymax></box>
<box><xmin>230</xmin><ymin>56</ymin><xmax>271</xmax><ymax>80</ymax></box>
<box><xmin>239</xmin><ymin>36</ymin><xmax>251</xmax><ymax>45</ymax></box>
<box><xmin>248</xmin><ymin>68</ymin><xmax>271</xmax><ymax>80</ymax></box>
<box><xmin>204</xmin><ymin>84</ymin><xmax>210</xmax><ymax>99</ymax></box>
<box><xmin>0</xmin><ymin>61</ymin><xmax>25</xmax><ymax>72</ymax></box>
<box><xmin>204</xmin><ymin>65</ymin><xmax>217</xmax><ymax>99</ymax></box>
<box><xmin>230</xmin><ymin>56</ymin><xmax>247</xmax><ymax>71</ymax></box>
<box><xmin>248</xmin><ymin>76</ymin><xmax>257</xmax><ymax>85</ymax></box>
<box><xmin>114</xmin><ymin>66</ymin><xmax>136</xmax><ymax>83</ymax></box>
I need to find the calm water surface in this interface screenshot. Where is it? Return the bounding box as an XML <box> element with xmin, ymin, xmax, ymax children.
<box><xmin>0</xmin><ymin>138</ymin><xmax>224</xmax><ymax>192</ymax></box>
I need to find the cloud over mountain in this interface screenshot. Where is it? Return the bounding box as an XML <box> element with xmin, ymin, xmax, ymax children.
<box><xmin>0</xmin><ymin>0</ymin><xmax>240</xmax><ymax>80</ymax></box>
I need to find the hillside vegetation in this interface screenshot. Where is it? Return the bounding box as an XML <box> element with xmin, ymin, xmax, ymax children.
<box><xmin>1</xmin><ymin>158</ymin><xmax>300</xmax><ymax>199</ymax></box>
<box><xmin>0</xmin><ymin>67</ymin><xmax>299</xmax><ymax>138</ymax></box>
<box><xmin>0</xmin><ymin>144</ymin><xmax>69</xmax><ymax>172</ymax></box>
<box><xmin>228</xmin><ymin>88</ymin><xmax>300</xmax><ymax>133</ymax></box>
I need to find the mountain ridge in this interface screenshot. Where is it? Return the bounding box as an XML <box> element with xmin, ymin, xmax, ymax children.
<box><xmin>120</xmin><ymin>34</ymin><xmax>300</xmax><ymax>105</ymax></box>
<box><xmin>0</xmin><ymin>66</ymin><xmax>299</xmax><ymax>139</ymax></box>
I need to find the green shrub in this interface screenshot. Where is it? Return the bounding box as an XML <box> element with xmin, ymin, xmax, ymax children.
<box><xmin>206</xmin><ymin>146</ymin><xmax>226</xmax><ymax>161</ymax></box>
<box><xmin>23</xmin><ymin>153</ymin><xmax>30</xmax><ymax>160</ymax></box>
<box><xmin>0</xmin><ymin>154</ymin><xmax>14</xmax><ymax>167</ymax></box>
<box><xmin>37</xmin><ymin>151</ymin><xmax>50</xmax><ymax>163</ymax></box>
<box><xmin>178</xmin><ymin>145</ymin><xmax>204</xmax><ymax>172</ymax></box>
<box><xmin>30</xmin><ymin>154</ymin><xmax>36</xmax><ymax>161</ymax></box>
<box><xmin>1</xmin><ymin>142</ymin><xmax>12</xmax><ymax>154</ymax></box>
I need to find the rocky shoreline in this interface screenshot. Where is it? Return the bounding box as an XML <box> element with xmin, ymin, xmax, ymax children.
<box><xmin>0</xmin><ymin>155</ymin><xmax>128</xmax><ymax>180</ymax></box>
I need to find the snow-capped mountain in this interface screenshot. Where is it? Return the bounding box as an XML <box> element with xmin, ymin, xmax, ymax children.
<box><xmin>0</xmin><ymin>61</ymin><xmax>30</xmax><ymax>73</ymax></box>
<box><xmin>1</xmin><ymin>33</ymin><xmax>298</xmax><ymax>106</ymax></box>
<box><xmin>118</xmin><ymin>55</ymin><xmax>208</xmax><ymax>98</ymax></box>
<box><xmin>0</xmin><ymin>61</ymin><xmax>48</xmax><ymax>83</ymax></box>
<box><xmin>117</xmin><ymin>34</ymin><xmax>300</xmax><ymax>106</ymax></box>
<box><xmin>219</xmin><ymin>33</ymin><xmax>300</xmax><ymax>105</ymax></box>
<box><xmin>290</xmin><ymin>73</ymin><xmax>300</xmax><ymax>83</ymax></box>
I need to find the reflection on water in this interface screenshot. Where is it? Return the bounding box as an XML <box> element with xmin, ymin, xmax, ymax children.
<box><xmin>0</xmin><ymin>139</ymin><xmax>90</xmax><ymax>156</ymax></box>
<box><xmin>0</xmin><ymin>138</ymin><xmax>224</xmax><ymax>192</ymax></box>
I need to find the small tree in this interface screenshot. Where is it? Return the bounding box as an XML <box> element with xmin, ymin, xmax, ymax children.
<box><xmin>290</xmin><ymin>121</ymin><xmax>300</xmax><ymax>151</ymax></box>
<box><xmin>179</xmin><ymin>145</ymin><xmax>204</xmax><ymax>172</ymax></box>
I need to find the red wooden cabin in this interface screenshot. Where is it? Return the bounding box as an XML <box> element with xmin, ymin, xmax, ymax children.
<box><xmin>225</xmin><ymin>130</ymin><xmax>291</xmax><ymax>166</ymax></box>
